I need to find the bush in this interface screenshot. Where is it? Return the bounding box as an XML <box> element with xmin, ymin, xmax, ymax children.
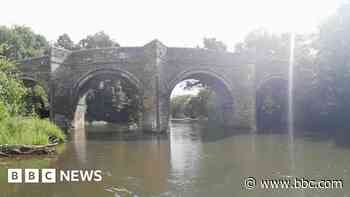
<box><xmin>0</xmin><ymin>117</ymin><xmax>65</xmax><ymax>145</ymax></box>
<box><xmin>0</xmin><ymin>101</ymin><xmax>9</xmax><ymax>121</ymax></box>
<box><xmin>0</xmin><ymin>58</ymin><xmax>27</xmax><ymax>115</ymax></box>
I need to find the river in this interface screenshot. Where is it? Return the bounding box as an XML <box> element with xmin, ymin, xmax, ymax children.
<box><xmin>0</xmin><ymin>121</ymin><xmax>350</xmax><ymax>197</ymax></box>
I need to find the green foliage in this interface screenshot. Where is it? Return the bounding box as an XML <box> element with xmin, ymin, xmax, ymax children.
<box><xmin>203</xmin><ymin>38</ymin><xmax>227</xmax><ymax>52</ymax></box>
<box><xmin>170</xmin><ymin>88</ymin><xmax>223</xmax><ymax>124</ymax></box>
<box><xmin>0</xmin><ymin>117</ymin><xmax>65</xmax><ymax>145</ymax></box>
<box><xmin>54</xmin><ymin>33</ymin><xmax>76</xmax><ymax>50</ymax></box>
<box><xmin>185</xmin><ymin>88</ymin><xmax>211</xmax><ymax>118</ymax></box>
<box><xmin>85</xmin><ymin>79</ymin><xmax>141</xmax><ymax>123</ymax></box>
<box><xmin>54</xmin><ymin>31</ymin><xmax>119</xmax><ymax>51</ymax></box>
<box><xmin>32</xmin><ymin>85</ymin><xmax>49</xmax><ymax>107</ymax></box>
<box><xmin>0</xmin><ymin>25</ymin><xmax>48</xmax><ymax>60</ymax></box>
<box><xmin>235</xmin><ymin>28</ymin><xmax>289</xmax><ymax>58</ymax></box>
<box><xmin>170</xmin><ymin>95</ymin><xmax>192</xmax><ymax>118</ymax></box>
<box><xmin>183</xmin><ymin>79</ymin><xmax>205</xmax><ymax>90</ymax></box>
<box><xmin>235</xmin><ymin>27</ymin><xmax>315</xmax><ymax>65</ymax></box>
<box><xmin>25</xmin><ymin>84</ymin><xmax>49</xmax><ymax>116</ymax></box>
<box><xmin>0</xmin><ymin>58</ymin><xmax>26</xmax><ymax>115</ymax></box>
<box><xmin>0</xmin><ymin>57</ymin><xmax>64</xmax><ymax>145</ymax></box>
<box><xmin>0</xmin><ymin>101</ymin><xmax>9</xmax><ymax>121</ymax></box>
<box><xmin>311</xmin><ymin>1</ymin><xmax>350</xmax><ymax>128</ymax></box>
<box><xmin>77</xmin><ymin>31</ymin><xmax>119</xmax><ymax>49</ymax></box>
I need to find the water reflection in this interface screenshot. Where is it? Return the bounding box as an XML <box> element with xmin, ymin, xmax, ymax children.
<box><xmin>73</xmin><ymin>106</ymin><xmax>87</xmax><ymax>165</ymax></box>
<box><xmin>169</xmin><ymin>122</ymin><xmax>203</xmax><ymax>188</ymax></box>
<box><xmin>0</xmin><ymin>121</ymin><xmax>350</xmax><ymax>197</ymax></box>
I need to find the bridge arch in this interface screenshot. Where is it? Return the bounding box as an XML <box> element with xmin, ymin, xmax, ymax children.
<box><xmin>71</xmin><ymin>68</ymin><xmax>144</xmax><ymax>126</ymax></box>
<box><xmin>72</xmin><ymin>68</ymin><xmax>143</xmax><ymax>106</ymax></box>
<box><xmin>19</xmin><ymin>74</ymin><xmax>49</xmax><ymax>92</ymax></box>
<box><xmin>19</xmin><ymin>74</ymin><xmax>50</xmax><ymax>118</ymax></box>
<box><xmin>166</xmin><ymin>68</ymin><xmax>234</xmax><ymax>96</ymax></box>
<box><xmin>256</xmin><ymin>74</ymin><xmax>287</xmax><ymax>91</ymax></box>
<box><xmin>165</xmin><ymin>68</ymin><xmax>235</xmax><ymax>127</ymax></box>
<box><xmin>19</xmin><ymin>75</ymin><xmax>37</xmax><ymax>84</ymax></box>
<box><xmin>256</xmin><ymin>75</ymin><xmax>288</xmax><ymax>130</ymax></box>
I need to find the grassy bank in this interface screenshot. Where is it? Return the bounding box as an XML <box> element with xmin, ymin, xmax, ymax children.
<box><xmin>0</xmin><ymin>117</ymin><xmax>65</xmax><ymax>145</ymax></box>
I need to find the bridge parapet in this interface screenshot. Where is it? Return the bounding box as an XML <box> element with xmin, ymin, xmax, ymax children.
<box><xmin>63</xmin><ymin>47</ymin><xmax>145</xmax><ymax>66</ymax></box>
<box><xmin>18</xmin><ymin>56</ymin><xmax>50</xmax><ymax>74</ymax></box>
<box><xmin>166</xmin><ymin>47</ymin><xmax>246</xmax><ymax>66</ymax></box>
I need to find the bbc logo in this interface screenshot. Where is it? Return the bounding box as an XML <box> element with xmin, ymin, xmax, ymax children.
<box><xmin>8</xmin><ymin>169</ymin><xmax>56</xmax><ymax>183</ymax></box>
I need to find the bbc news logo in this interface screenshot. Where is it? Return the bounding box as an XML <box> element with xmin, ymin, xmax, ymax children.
<box><xmin>8</xmin><ymin>169</ymin><xmax>103</xmax><ymax>183</ymax></box>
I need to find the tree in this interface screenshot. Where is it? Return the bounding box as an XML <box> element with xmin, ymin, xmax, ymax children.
<box><xmin>54</xmin><ymin>33</ymin><xmax>76</xmax><ymax>50</ymax></box>
<box><xmin>235</xmin><ymin>28</ymin><xmax>315</xmax><ymax>65</ymax></box>
<box><xmin>77</xmin><ymin>31</ymin><xmax>119</xmax><ymax>49</ymax></box>
<box><xmin>170</xmin><ymin>95</ymin><xmax>192</xmax><ymax>118</ymax></box>
<box><xmin>313</xmin><ymin>1</ymin><xmax>350</xmax><ymax>128</ymax></box>
<box><xmin>235</xmin><ymin>28</ymin><xmax>290</xmax><ymax>59</ymax></box>
<box><xmin>0</xmin><ymin>25</ymin><xmax>48</xmax><ymax>60</ymax></box>
<box><xmin>85</xmin><ymin>79</ymin><xmax>141</xmax><ymax>124</ymax></box>
<box><xmin>54</xmin><ymin>32</ymin><xmax>120</xmax><ymax>51</ymax></box>
<box><xmin>203</xmin><ymin>38</ymin><xmax>227</xmax><ymax>52</ymax></box>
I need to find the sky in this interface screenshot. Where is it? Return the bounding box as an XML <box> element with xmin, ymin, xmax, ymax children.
<box><xmin>1</xmin><ymin>0</ymin><xmax>344</xmax><ymax>96</ymax></box>
<box><xmin>2</xmin><ymin>0</ymin><xmax>343</xmax><ymax>51</ymax></box>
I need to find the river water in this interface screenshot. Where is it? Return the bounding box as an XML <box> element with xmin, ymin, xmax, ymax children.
<box><xmin>1</xmin><ymin>121</ymin><xmax>350</xmax><ymax>197</ymax></box>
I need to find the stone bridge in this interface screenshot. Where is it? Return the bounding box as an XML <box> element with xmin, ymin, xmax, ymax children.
<box><xmin>18</xmin><ymin>40</ymin><xmax>289</xmax><ymax>132</ymax></box>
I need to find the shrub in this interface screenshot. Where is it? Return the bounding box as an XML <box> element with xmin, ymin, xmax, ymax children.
<box><xmin>0</xmin><ymin>58</ymin><xmax>27</xmax><ymax>116</ymax></box>
<box><xmin>0</xmin><ymin>101</ymin><xmax>9</xmax><ymax>121</ymax></box>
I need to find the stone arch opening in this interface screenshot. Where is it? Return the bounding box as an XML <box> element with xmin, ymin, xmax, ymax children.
<box><xmin>167</xmin><ymin>70</ymin><xmax>235</xmax><ymax>127</ymax></box>
<box><xmin>256</xmin><ymin>76</ymin><xmax>288</xmax><ymax>130</ymax></box>
<box><xmin>20</xmin><ymin>76</ymin><xmax>50</xmax><ymax>118</ymax></box>
<box><xmin>72</xmin><ymin>68</ymin><xmax>143</xmax><ymax>131</ymax></box>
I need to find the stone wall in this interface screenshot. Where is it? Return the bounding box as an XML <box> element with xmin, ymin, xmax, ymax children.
<box><xmin>18</xmin><ymin>56</ymin><xmax>51</xmax><ymax>91</ymax></box>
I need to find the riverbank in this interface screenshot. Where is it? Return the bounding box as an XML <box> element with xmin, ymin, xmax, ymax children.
<box><xmin>0</xmin><ymin>117</ymin><xmax>65</xmax><ymax>157</ymax></box>
<box><xmin>0</xmin><ymin>144</ymin><xmax>58</xmax><ymax>157</ymax></box>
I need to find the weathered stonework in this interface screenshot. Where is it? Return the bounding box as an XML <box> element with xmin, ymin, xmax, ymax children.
<box><xmin>18</xmin><ymin>40</ymin><xmax>259</xmax><ymax>132</ymax></box>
